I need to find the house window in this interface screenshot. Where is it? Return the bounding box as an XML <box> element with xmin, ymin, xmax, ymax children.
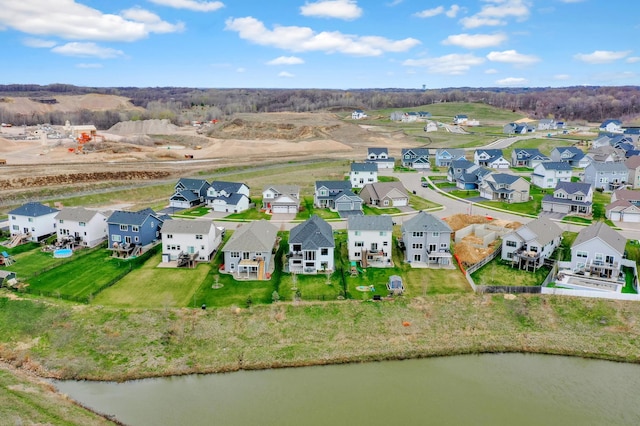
<box><xmin>166</xmin><ymin>234</ymin><xmax>173</xmax><ymax>239</ymax></box>
<box><xmin>243</xmin><ymin>252</ymin><xmax>250</xmax><ymax>260</ymax></box>
<box><xmin>355</xmin><ymin>241</ymin><xmax>364</xmax><ymax>247</ymax></box>
<box><xmin>120</xmin><ymin>224</ymin><xmax>128</xmax><ymax>231</ymax></box>
<box><xmin>383</xmin><ymin>241</ymin><xmax>388</xmax><ymax>246</ymax></box>
<box><xmin>12</xmin><ymin>225</ymin><xmax>18</xmax><ymax>231</ymax></box>
<box><xmin>230</xmin><ymin>251</ymin><xmax>239</xmax><ymax>258</ymax></box>
<box><xmin>379</xmin><ymin>231</ymin><xmax>386</xmax><ymax>236</ymax></box>
<box><xmin>440</xmin><ymin>243</ymin><xmax>447</xmax><ymax>248</ymax></box>
<box><xmin>383</xmin><ymin>200</ymin><xmax>389</xmax><ymax>206</ymax></box>
<box><xmin>595</xmin><ymin>253</ymin><xmax>603</xmax><ymax>262</ymax></box>
<box><xmin>529</xmin><ymin>246</ymin><xmax>538</xmax><ymax>253</ymax></box>
<box><xmin>79</xmin><ymin>222</ymin><xmax>86</xmax><ymax>227</ymax></box>
<box><xmin>196</xmin><ymin>235</ymin><xmax>203</xmax><ymax>240</ymax></box>
<box><xmin>412</xmin><ymin>243</ymin><xmax>423</xmax><ymax>249</ymax></box>
<box><xmin>59</xmin><ymin>219</ymin><xmax>64</xmax><ymax>224</ymax></box>
<box><xmin>111</xmin><ymin>235</ymin><xmax>121</xmax><ymax>242</ymax></box>
<box><xmin>507</xmin><ymin>252</ymin><xmax>513</xmax><ymax>259</ymax></box>
<box><xmin>321</xmin><ymin>248</ymin><xmax>329</xmax><ymax>256</ymax></box>
<box><xmin>413</xmin><ymin>254</ymin><xmax>421</xmax><ymax>262</ymax></box>
<box><xmin>576</xmin><ymin>250</ymin><xmax>588</xmax><ymax>258</ymax></box>
<box><xmin>132</xmin><ymin>226</ymin><xmax>139</xmax><ymax>232</ymax></box>
<box><xmin>134</xmin><ymin>236</ymin><xmax>139</xmax><ymax>243</ymax></box>
<box><xmin>28</xmin><ymin>218</ymin><xmax>33</xmax><ymax>222</ymax></box>
<box><xmin>354</xmin><ymin>252</ymin><xmax>360</xmax><ymax>257</ymax></box>
<box><xmin>506</xmin><ymin>240</ymin><xmax>517</xmax><ymax>247</ymax></box>
<box><xmin>11</xmin><ymin>216</ymin><xmax>15</xmax><ymax>220</ymax></box>
<box><xmin>432</xmin><ymin>232</ymin><xmax>439</xmax><ymax>237</ymax></box>
<box><xmin>412</xmin><ymin>232</ymin><xmax>424</xmax><ymax>237</ymax></box>
<box><xmin>355</xmin><ymin>231</ymin><xmax>361</xmax><ymax>236</ymax></box>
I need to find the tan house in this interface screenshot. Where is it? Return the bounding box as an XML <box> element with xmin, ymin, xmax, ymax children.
<box><xmin>625</xmin><ymin>156</ymin><xmax>640</xmax><ymax>189</ymax></box>
<box><xmin>359</xmin><ymin>182</ymin><xmax>409</xmax><ymax>207</ymax></box>
<box><xmin>479</xmin><ymin>173</ymin><xmax>530</xmax><ymax>203</ymax></box>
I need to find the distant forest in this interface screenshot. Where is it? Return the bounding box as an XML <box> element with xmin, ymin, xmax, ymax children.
<box><xmin>1</xmin><ymin>84</ymin><xmax>639</xmax><ymax>129</ymax></box>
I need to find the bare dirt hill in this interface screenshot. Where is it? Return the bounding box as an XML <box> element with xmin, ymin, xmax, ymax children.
<box><xmin>0</xmin><ymin>94</ymin><xmax>143</xmax><ymax>115</ymax></box>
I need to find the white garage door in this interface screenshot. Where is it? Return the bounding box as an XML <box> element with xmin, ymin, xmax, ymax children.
<box><xmin>609</xmin><ymin>211</ymin><xmax>621</xmax><ymax>221</ymax></box>
<box><xmin>273</xmin><ymin>205</ymin><xmax>289</xmax><ymax>214</ymax></box>
<box><xmin>622</xmin><ymin>213</ymin><xmax>640</xmax><ymax>223</ymax></box>
<box><xmin>288</xmin><ymin>205</ymin><xmax>298</xmax><ymax>213</ymax></box>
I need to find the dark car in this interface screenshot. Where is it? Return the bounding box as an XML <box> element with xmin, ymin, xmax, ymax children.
<box><xmin>421</xmin><ymin>181</ymin><xmax>429</xmax><ymax>187</ymax></box>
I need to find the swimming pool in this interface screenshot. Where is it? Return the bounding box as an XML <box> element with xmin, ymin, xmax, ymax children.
<box><xmin>53</xmin><ymin>248</ymin><xmax>73</xmax><ymax>258</ymax></box>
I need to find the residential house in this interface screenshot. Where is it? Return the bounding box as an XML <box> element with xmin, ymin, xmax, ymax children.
<box><xmin>359</xmin><ymin>182</ymin><xmax>409</xmax><ymax>207</ymax></box>
<box><xmin>624</xmin><ymin>127</ymin><xmax>640</xmax><ymax>144</ymax></box>
<box><xmin>537</xmin><ymin>118</ymin><xmax>557</xmax><ymax>131</ymax></box>
<box><xmin>583</xmin><ymin>161</ymin><xmax>629</xmax><ymax>191</ymax></box>
<box><xmin>599</xmin><ymin>119</ymin><xmax>623</xmax><ymax>134</ymax></box>
<box><xmin>8</xmin><ymin>202</ymin><xmax>59</xmax><ymax>243</ymax></box>
<box><xmin>400</xmin><ymin>148</ymin><xmax>431</xmax><ymax>170</ymax></box>
<box><xmin>541</xmin><ymin>181</ymin><xmax>593</xmax><ymax>215</ymax></box>
<box><xmin>222</xmin><ymin>220</ymin><xmax>278</xmax><ymax>280</ymax></box>
<box><xmin>55</xmin><ymin>207</ymin><xmax>108</xmax><ymax>248</ymax></box>
<box><xmin>569</xmin><ymin>221</ymin><xmax>626</xmax><ymax>285</ymax></box>
<box><xmin>474</xmin><ymin>149</ymin><xmax>510</xmax><ymax>169</ymax></box>
<box><xmin>348</xmin><ymin>215</ymin><xmax>393</xmax><ymax>267</ymax></box>
<box><xmin>625</xmin><ymin>156</ymin><xmax>640</xmax><ymax>189</ymax></box>
<box><xmin>501</xmin><ymin>218</ymin><xmax>563</xmax><ymax>270</ymax></box>
<box><xmin>160</xmin><ymin>219</ymin><xmax>221</xmax><ymax>265</ymax></box>
<box><xmin>352</xmin><ymin>110</ymin><xmax>366</xmax><ymax>120</ymax></box>
<box><xmin>531</xmin><ymin>161</ymin><xmax>573</xmax><ymax>189</ymax></box>
<box><xmin>587</xmin><ymin>146</ymin><xmax>626</xmax><ymax>163</ymax></box>
<box><xmin>314</xmin><ymin>181</ymin><xmax>363</xmax><ymax>217</ymax></box>
<box><xmin>453</xmin><ymin>114</ymin><xmax>468</xmax><ymax>125</ymax></box>
<box><xmin>435</xmin><ymin>148</ymin><xmax>466</xmax><ymax>168</ymax></box>
<box><xmin>206</xmin><ymin>181</ymin><xmax>251</xmax><ymax>213</ymax></box>
<box><xmin>503</xmin><ymin>123</ymin><xmax>528</xmax><ymax>135</ymax></box>
<box><xmin>366</xmin><ymin>147</ymin><xmax>395</xmax><ymax>169</ymax></box>
<box><xmin>401</xmin><ymin>112</ymin><xmax>418</xmax><ymax>122</ymax></box>
<box><xmin>401</xmin><ymin>211</ymin><xmax>452</xmax><ymax>265</ymax></box>
<box><xmin>606</xmin><ymin>189</ymin><xmax>640</xmax><ymax>222</ymax></box>
<box><xmin>479</xmin><ymin>173</ymin><xmax>530</xmax><ymax>203</ymax></box>
<box><xmin>262</xmin><ymin>184</ymin><xmax>301</xmax><ymax>214</ymax></box>
<box><xmin>447</xmin><ymin>159</ymin><xmax>491</xmax><ymax>190</ymax></box>
<box><xmin>288</xmin><ymin>215</ymin><xmax>334</xmax><ymax>274</ymax></box>
<box><xmin>107</xmin><ymin>208</ymin><xmax>165</xmax><ymax>257</ymax></box>
<box><xmin>550</xmin><ymin>146</ymin><xmax>590</xmax><ymax>168</ymax></box>
<box><xmin>417</xmin><ymin>111</ymin><xmax>432</xmax><ymax>120</ymax></box>
<box><xmin>511</xmin><ymin>148</ymin><xmax>550</xmax><ymax>168</ymax></box>
<box><xmin>350</xmin><ymin>162</ymin><xmax>378</xmax><ymax>189</ymax></box>
<box><xmin>423</xmin><ymin>121</ymin><xmax>438</xmax><ymax>132</ymax></box>
<box><xmin>169</xmin><ymin>178</ymin><xmax>209</xmax><ymax>208</ymax></box>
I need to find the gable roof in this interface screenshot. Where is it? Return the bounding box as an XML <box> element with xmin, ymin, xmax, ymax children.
<box><xmin>488</xmin><ymin>173</ymin><xmax>521</xmax><ymax>185</ymax></box>
<box><xmin>612</xmin><ymin>188</ymin><xmax>640</xmax><ymax>202</ymax></box>
<box><xmin>315</xmin><ymin>180</ymin><xmax>352</xmax><ymax>192</ymax></box>
<box><xmin>436</xmin><ymin>148</ymin><xmax>465</xmax><ymax>158</ymax></box>
<box><xmin>476</xmin><ymin>149</ymin><xmax>503</xmax><ymax>158</ymax></box>
<box><xmin>348</xmin><ymin>214</ymin><xmax>393</xmax><ymax>231</ymax></box>
<box><xmin>350</xmin><ymin>162</ymin><xmax>378</xmax><ymax>172</ymax></box>
<box><xmin>107</xmin><ymin>209</ymin><xmax>161</xmax><ymax>226</ymax></box>
<box><xmin>625</xmin><ymin>156</ymin><xmax>640</xmax><ymax>169</ymax></box>
<box><xmin>367</xmin><ymin>147</ymin><xmax>388</xmax><ymax>155</ymax></box>
<box><xmin>54</xmin><ymin>207</ymin><xmax>103</xmax><ymax>222</ymax></box>
<box><xmin>9</xmin><ymin>202</ymin><xmax>59</xmax><ymax>217</ymax></box>
<box><xmin>361</xmin><ymin>182</ymin><xmax>408</xmax><ymax>200</ymax></box>
<box><xmin>554</xmin><ymin>181</ymin><xmax>591</xmax><ymax>195</ymax></box>
<box><xmin>573</xmin><ymin>221</ymin><xmax>626</xmax><ymax>254</ymax></box>
<box><xmin>553</xmin><ymin>146</ymin><xmax>585</xmax><ymax>159</ymax></box>
<box><xmin>587</xmin><ymin>161</ymin><xmax>628</xmax><ymax>173</ymax></box>
<box><xmin>263</xmin><ymin>184</ymin><xmax>300</xmax><ymax>196</ymax></box>
<box><xmin>161</xmin><ymin>219</ymin><xmax>214</xmax><ymax>235</ymax></box>
<box><xmin>209</xmin><ymin>181</ymin><xmax>247</xmax><ymax>193</ymax></box>
<box><xmin>539</xmin><ymin>161</ymin><xmax>572</xmax><ymax>171</ymax></box>
<box><xmin>289</xmin><ymin>215</ymin><xmax>334</xmax><ymax>249</ymax></box>
<box><xmin>510</xmin><ymin>217</ymin><xmax>562</xmax><ymax>247</ymax></box>
<box><xmin>171</xmin><ymin>190</ymin><xmax>199</xmax><ymax>202</ymax></box>
<box><xmin>401</xmin><ymin>211</ymin><xmax>452</xmax><ymax>233</ymax></box>
<box><xmin>223</xmin><ymin>220</ymin><xmax>278</xmax><ymax>252</ymax></box>
<box><xmin>176</xmin><ymin>178</ymin><xmax>209</xmax><ymax>191</ymax></box>
<box><xmin>401</xmin><ymin>148</ymin><xmax>430</xmax><ymax>157</ymax></box>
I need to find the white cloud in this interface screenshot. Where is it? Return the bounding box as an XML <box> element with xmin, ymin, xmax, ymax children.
<box><xmin>460</xmin><ymin>0</ymin><xmax>531</xmax><ymax>29</ymax></box>
<box><xmin>445</xmin><ymin>5</ymin><xmax>461</xmax><ymax>18</ymax></box>
<box><xmin>121</xmin><ymin>8</ymin><xmax>185</xmax><ymax>34</ymax></box>
<box><xmin>148</xmin><ymin>0</ymin><xmax>225</xmax><ymax>12</ymax></box>
<box><xmin>496</xmin><ymin>77</ymin><xmax>527</xmax><ymax>85</ymax></box>
<box><xmin>442</xmin><ymin>33</ymin><xmax>507</xmax><ymax>49</ymax></box>
<box><xmin>267</xmin><ymin>56</ymin><xmax>305</xmax><ymax>65</ymax></box>
<box><xmin>23</xmin><ymin>38</ymin><xmax>57</xmax><ymax>48</ymax></box>
<box><xmin>403</xmin><ymin>53</ymin><xmax>485</xmax><ymax>75</ymax></box>
<box><xmin>387</xmin><ymin>0</ymin><xmax>403</xmax><ymax>6</ymax></box>
<box><xmin>300</xmin><ymin>0</ymin><xmax>363</xmax><ymax>20</ymax></box>
<box><xmin>76</xmin><ymin>63</ymin><xmax>104</xmax><ymax>68</ymax></box>
<box><xmin>414</xmin><ymin>6</ymin><xmax>444</xmax><ymax>18</ymax></box>
<box><xmin>0</xmin><ymin>1</ymin><xmax>183</xmax><ymax>41</ymax></box>
<box><xmin>485</xmin><ymin>68</ymin><xmax>498</xmax><ymax>74</ymax></box>
<box><xmin>627</xmin><ymin>57</ymin><xmax>640</xmax><ymax>64</ymax></box>
<box><xmin>487</xmin><ymin>50</ymin><xmax>539</xmax><ymax>65</ymax></box>
<box><xmin>51</xmin><ymin>42</ymin><xmax>124</xmax><ymax>59</ymax></box>
<box><xmin>236</xmin><ymin>67</ymin><xmax>246</xmax><ymax>73</ymax></box>
<box><xmin>574</xmin><ymin>50</ymin><xmax>632</xmax><ymax>64</ymax></box>
<box><xmin>225</xmin><ymin>16</ymin><xmax>420</xmax><ymax>56</ymax></box>
<box><xmin>278</xmin><ymin>71</ymin><xmax>295</xmax><ymax>78</ymax></box>
<box><xmin>553</xmin><ymin>74</ymin><xmax>571</xmax><ymax>80</ymax></box>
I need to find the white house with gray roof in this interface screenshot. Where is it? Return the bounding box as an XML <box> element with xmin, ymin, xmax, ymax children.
<box><xmin>501</xmin><ymin>218</ymin><xmax>562</xmax><ymax>270</ymax></box>
<box><xmin>401</xmin><ymin>211</ymin><xmax>452</xmax><ymax>265</ymax></box>
<box><xmin>474</xmin><ymin>149</ymin><xmax>510</xmax><ymax>169</ymax></box>
<box><xmin>161</xmin><ymin>219</ymin><xmax>221</xmax><ymax>265</ymax></box>
<box><xmin>55</xmin><ymin>207</ymin><xmax>108</xmax><ymax>248</ymax></box>
<box><xmin>288</xmin><ymin>215</ymin><xmax>334</xmax><ymax>274</ymax></box>
<box><xmin>206</xmin><ymin>181</ymin><xmax>250</xmax><ymax>213</ymax></box>
<box><xmin>479</xmin><ymin>173</ymin><xmax>530</xmax><ymax>203</ymax></box>
<box><xmin>222</xmin><ymin>220</ymin><xmax>278</xmax><ymax>280</ymax></box>
<box><xmin>542</xmin><ymin>181</ymin><xmax>593</xmax><ymax>215</ymax></box>
<box><xmin>583</xmin><ymin>161</ymin><xmax>629</xmax><ymax>191</ymax></box>
<box><xmin>349</xmin><ymin>162</ymin><xmax>378</xmax><ymax>189</ymax></box>
<box><xmin>170</xmin><ymin>178</ymin><xmax>209</xmax><ymax>209</ymax></box>
<box><xmin>511</xmin><ymin>148</ymin><xmax>550</xmax><ymax>168</ymax></box>
<box><xmin>262</xmin><ymin>184</ymin><xmax>300</xmax><ymax>214</ymax></box>
<box><xmin>531</xmin><ymin>161</ymin><xmax>573</xmax><ymax>188</ymax></box>
<box><xmin>8</xmin><ymin>202</ymin><xmax>59</xmax><ymax>243</ymax></box>
<box><xmin>550</xmin><ymin>147</ymin><xmax>590</xmax><ymax>168</ymax></box>
<box><xmin>435</xmin><ymin>148</ymin><xmax>465</xmax><ymax>168</ymax></box>
<box><xmin>366</xmin><ymin>148</ymin><xmax>395</xmax><ymax>169</ymax></box>
<box><xmin>348</xmin><ymin>215</ymin><xmax>394</xmax><ymax>267</ymax></box>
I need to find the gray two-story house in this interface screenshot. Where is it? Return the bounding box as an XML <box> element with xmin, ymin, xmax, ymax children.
<box><xmin>222</xmin><ymin>220</ymin><xmax>278</xmax><ymax>280</ymax></box>
<box><xmin>501</xmin><ymin>217</ymin><xmax>563</xmax><ymax>271</ymax></box>
<box><xmin>569</xmin><ymin>221</ymin><xmax>626</xmax><ymax>283</ymax></box>
<box><xmin>541</xmin><ymin>181</ymin><xmax>593</xmax><ymax>215</ymax></box>
<box><xmin>288</xmin><ymin>215</ymin><xmax>335</xmax><ymax>274</ymax></box>
<box><xmin>583</xmin><ymin>161</ymin><xmax>629</xmax><ymax>191</ymax></box>
<box><xmin>401</xmin><ymin>211</ymin><xmax>452</xmax><ymax>265</ymax></box>
<box><xmin>435</xmin><ymin>148</ymin><xmax>466</xmax><ymax>168</ymax></box>
<box><xmin>511</xmin><ymin>148</ymin><xmax>549</xmax><ymax>168</ymax></box>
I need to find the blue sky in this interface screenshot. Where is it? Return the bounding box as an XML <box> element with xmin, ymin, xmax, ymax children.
<box><xmin>0</xmin><ymin>0</ymin><xmax>638</xmax><ymax>89</ymax></box>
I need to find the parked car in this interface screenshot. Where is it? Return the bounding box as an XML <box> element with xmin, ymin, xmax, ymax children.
<box><xmin>421</xmin><ymin>181</ymin><xmax>429</xmax><ymax>187</ymax></box>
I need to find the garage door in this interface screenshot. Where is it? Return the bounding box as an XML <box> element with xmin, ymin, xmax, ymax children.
<box><xmin>273</xmin><ymin>205</ymin><xmax>289</xmax><ymax>214</ymax></box>
<box><xmin>288</xmin><ymin>205</ymin><xmax>298</xmax><ymax>213</ymax></box>
<box><xmin>622</xmin><ymin>213</ymin><xmax>640</xmax><ymax>223</ymax></box>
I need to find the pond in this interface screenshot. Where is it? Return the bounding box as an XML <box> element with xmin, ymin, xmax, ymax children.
<box><xmin>54</xmin><ymin>353</ymin><xmax>640</xmax><ymax>426</ymax></box>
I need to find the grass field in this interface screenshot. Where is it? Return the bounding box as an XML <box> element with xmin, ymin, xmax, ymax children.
<box><xmin>471</xmin><ymin>259</ymin><xmax>552</xmax><ymax>287</ymax></box>
<box><xmin>93</xmin><ymin>251</ymin><xmax>211</xmax><ymax>308</ymax></box>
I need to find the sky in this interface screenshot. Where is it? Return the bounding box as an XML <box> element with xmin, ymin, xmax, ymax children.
<box><xmin>0</xmin><ymin>0</ymin><xmax>638</xmax><ymax>89</ymax></box>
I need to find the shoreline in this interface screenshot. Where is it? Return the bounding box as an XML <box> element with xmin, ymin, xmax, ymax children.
<box><xmin>2</xmin><ymin>292</ymin><xmax>640</xmax><ymax>383</ymax></box>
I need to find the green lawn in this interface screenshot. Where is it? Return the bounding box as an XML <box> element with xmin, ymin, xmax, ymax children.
<box><xmin>0</xmin><ymin>247</ymin><xmax>68</xmax><ymax>278</ymax></box>
<box><xmin>378</xmin><ymin>176</ymin><xmax>400</xmax><ymax>182</ymax></box>
<box><xmin>225</xmin><ymin>208</ymin><xmax>271</xmax><ymax>221</ymax></box>
<box><xmin>471</xmin><ymin>259</ymin><xmax>551</xmax><ymax>287</ymax></box>
<box><xmin>362</xmin><ymin>205</ymin><xmax>401</xmax><ymax>215</ymax></box>
<box><xmin>449</xmin><ymin>189</ymin><xmax>480</xmax><ymax>198</ymax></box>
<box><xmin>295</xmin><ymin>196</ymin><xmax>341</xmax><ymax>220</ymax></box>
<box><xmin>25</xmin><ymin>247</ymin><xmax>135</xmax><ymax>301</ymax></box>
<box><xmin>477</xmin><ymin>185</ymin><xmax>552</xmax><ymax>215</ymax></box>
<box><xmin>409</xmin><ymin>194</ymin><xmax>441</xmax><ymax>211</ymax></box>
<box><xmin>173</xmin><ymin>206</ymin><xmax>211</xmax><ymax>218</ymax></box>
<box><xmin>93</xmin><ymin>251</ymin><xmax>211</xmax><ymax>308</ymax></box>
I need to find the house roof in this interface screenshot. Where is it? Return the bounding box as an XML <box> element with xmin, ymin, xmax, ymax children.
<box><xmin>488</xmin><ymin>173</ymin><xmax>521</xmax><ymax>185</ymax></box>
<box><xmin>9</xmin><ymin>202</ymin><xmax>58</xmax><ymax>217</ymax></box>
<box><xmin>348</xmin><ymin>215</ymin><xmax>393</xmax><ymax>231</ymax></box>
<box><xmin>436</xmin><ymin>148</ymin><xmax>465</xmax><ymax>158</ymax></box>
<box><xmin>401</xmin><ymin>148</ymin><xmax>430</xmax><ymax>157</ymax></box>
<box><xmin>606</xmin><ymin>199</ymin><xmax>638</xmax><ymax>213</ymax></box>
<box><xmin>176</xmin><ymin>178</ymin><xmax>209</xmax><ymax>191</ymax></box>
<box><xmin>209</xmin><ymin>181</ymin><xmax>247</xmax><ymax>193</ymax></box>
<box><xmin>612</xmin><ymin>188</ymin><xmax>640</xmax><ymax>202</ymax></box>
<box><xmin>401</xmin><ymin>211</ymin><xmax>452</xmax><ymax>233</ymax></box>
<box><xmin>207</xmin><ymin>193</ymin><xmax>249</xmax><ymax>205</ymax></box>
<box><xmin>539</xmin><ymin>161</ymin><xmax>572</xmax><ymax>171</ymax></box>
<box><xmin>573</xmin><ymin>221</ymin><xmax>626</xmax><ymax>254</ymax></box>
<box><xmin>475</xmin><ymin>149</ymin><xmax>503</xmax><ymax>158</ymax></box>
<box><xmin>289</xmin><ymin>215</ymin><xmax>334</xmax><ymax>249</ymax></box>
<box><xmin>171</xmin><ymin>190</ymin><xmax>199</xmax><ymax>202</ymax></box>
<box><xmin>587</xmin><ymin>161</ymin><xmax>628</xmax><ymax>172</ymax></box>
<box><xmin>510</xmin><ymin>217</ymin><xmax>562</xmax><ymax>247</ymax></box>
<box><xmin>161</xmin><ymin>219</ymin><xmax>214</xmax><ymax>235</ymax></box>
<box><xmin>600</xmin><ymin>119</ymin><xmax>622</xmax><ymax>127</ymax></box>
<box><xmin>514</xmin><ymin>148</ymin><xmax>547</xmax><ymax>160</ymax></box>
<box><xmin>542</xmin><ymin>194</ymin><xmax>592</xmax><ymax>208</ymax></box>
<box><xmin>54</xmin><ymin>207</ymin><xmax>103</xmax><ymax>222</ymax></box>
<box><xmin>554</xmin><ymin>146</ymin><xmax>585</xmax><ymax>160</ymax></box>
<box><xmin>625</xmin><ymin>155</ymin><xmax>640</xmax><ymax>169</ymax></box>
<box><xmin>107</xmin><ymin>209</ymin><xmax>161</xmax><ymax>226</ymax></box>
<box><xmin>367</xmin><ymin>147</ymin><xmax>388</xmax><ymax>155</ymax></box>
<box><xmin>350</xmin><ymin>162</ymin><xmax>378</xmax><ymax>172</ymax></box>
<box><xmin>315</xmin><ymin>180</ymin><xmax>352</xmax><ymax>192</ymax></box>
<box><xmin>223</xmin><ymin>220</ymin><xmax>278</xmax><ymax>252</ymax></box>
<box><xmin>554</xmin><ymin>181</ymin><xmax>591</xmax><ymax>195</ymax></box>
<box><xmin>361</xmin><ymin>182</ymin><xmax>408</xmax><ymax>201</ymax></box>
<box><xmin>263</xmin><ymin>184</ymin><xmax>300</xmax><ymax>196</ymax></box>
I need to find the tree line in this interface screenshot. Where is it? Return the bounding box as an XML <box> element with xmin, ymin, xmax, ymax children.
<box><xmin>0</xmin><ymin>84</ymin><xmax>639</xmax><ymax>129</ymax></box>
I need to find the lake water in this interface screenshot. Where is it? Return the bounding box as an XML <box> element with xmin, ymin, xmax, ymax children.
<box><xmin>55</xmin><ymin>353</ymin><xmax>640</xmax><ymax>426</ymax></box>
